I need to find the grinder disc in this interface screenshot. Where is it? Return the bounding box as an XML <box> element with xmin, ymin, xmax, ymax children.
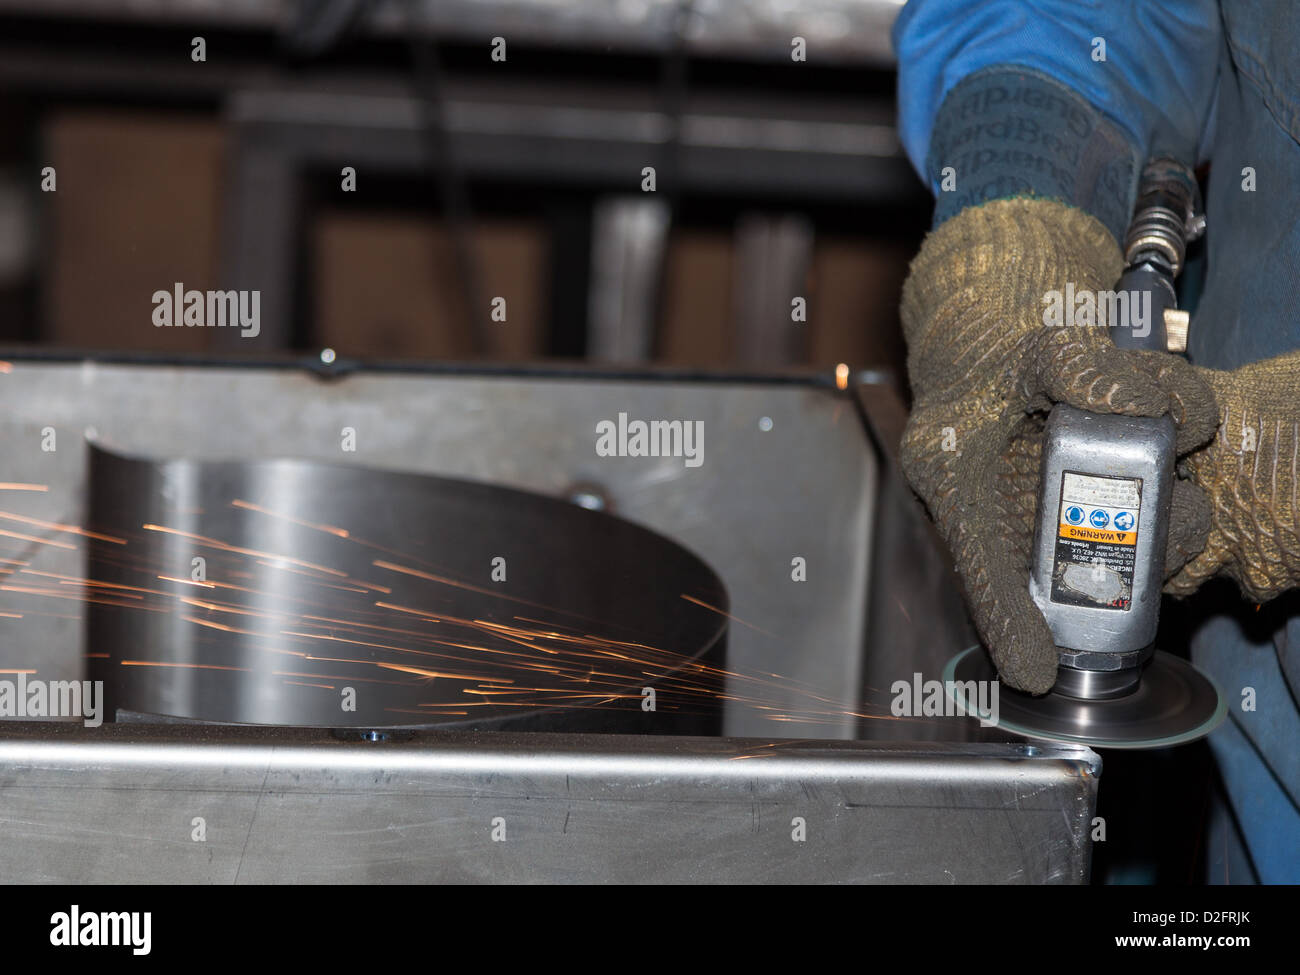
<box><xmin>943</xmin><ymin>646</ymin><xmax>1225</xmax><ymax>749</ymax></box>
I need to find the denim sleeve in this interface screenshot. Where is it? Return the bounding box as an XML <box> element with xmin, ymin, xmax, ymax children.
<box><xmin>893</xmin><ymin>0</ymin><xmax>1221</xmax><ymax>236</ymax></box>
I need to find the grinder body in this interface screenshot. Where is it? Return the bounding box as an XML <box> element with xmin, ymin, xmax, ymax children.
<box><xmin>1032</xmin><ymin>157</ymin><xmax>1203</xmax><ymax>701</ymax></box>
<box><xmin>1030</xmin><ymin>407</ymin><xmax>1175</xmax><ymax>698</ymax></box>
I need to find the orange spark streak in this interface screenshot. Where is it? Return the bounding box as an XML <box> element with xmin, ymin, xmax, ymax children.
<box><xmin>176</xmin><ymin>597</ymin><xmax>285</xmax><ymax>621</ymax></box>
<box><xmin>372</xmin><ymin>661</ymin><xmax>479</xmax><ymax>681</ymax></box>
<box><xmin>182</xmin><ymin>616</ymin><xmax>258</xmax><ymax>635</ymax></box>
<box><xmin>679</xmin><ymin>593</ymin><xmax>775</xmax><ymax>637</ymax></box>
<box><xmin>158</xmin><ymin>576</ymin><xmax>257</xmax><ymax>595</ymax></box>
<box><xmin>0</xmin><ymin>582</ymin><xmax>164</xmax><ymax>611</ymax></box>
<box><xmin>0</xmin><ymin>511</ymin><xmax>125</xmax><ymax>544</ymax></box>
<box><xmin>0</xmin><ymin>528</ymin><xmax>75</xmax><ymax>550</ymax></box>
<box><xmin>249</xmin><ymin>559</ymin><xmax>369</xmax><ymax>593</ymax></box>
<box><xmin>141</xmin><ymin>524</ymin><xmax>346</xmax><ymax>577</ymax></box>
<box><xmin>121</xmin><ymin>661</ymin><xmax>250</xmax><ymax>672</ymax></box>
<box><xmin>281</xmin><ymin>640</ymin><xmax>514</xmax><ymax>683</ymax></box>
<box><xmin>373</xmin><ymin>560</ymin><xmax>591</xmax><ymax>618</ymax></box>
<box><xmin>22</xmin><ymin>569</ymin><xmax>148</xmax><ymax>594</ymax></box>
<box><xmin>231</xmin><ymin>499</ymin><xmax>350</xmax><ymax>537</ymax></box>
<box><xmin>0</xmin><ymin>483</ymin><xmax>46</xmax><ymax>492</ymax></box>
<box><xmin>156</xmin><ymin>575</ymin><xmax>216</xmax><ymax>589</ymax></box>
<box><xmin>373</xmin><ymin>601</ymin><xmax>439</xmax><ymax>620</ymax></box>
<box><xmin>270</xmin><ymin>670</ymin><xmax>410</xmax><ymax>686</ymax></box>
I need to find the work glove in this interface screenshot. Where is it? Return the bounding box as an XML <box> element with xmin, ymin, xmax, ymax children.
<box><xmin>1167</xmin><ymin>355</ymin><xmax>1300</xmax><ymax>600</ymax></box>
<box><xmin>899</xmin><ymin>197</ymin><xmax>1219</xmax><ymax>694</ymax></box>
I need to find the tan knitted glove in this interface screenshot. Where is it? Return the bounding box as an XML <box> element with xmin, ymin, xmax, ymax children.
<box><xmin>900</xmin><ymin>197</ymin><xmax>1219</xmax><ymax>694</ymax></box>
<box><xmin>1167</xmin><ymin>356</ymin><xmax>1300</xmax><ymax>599</ymax></box>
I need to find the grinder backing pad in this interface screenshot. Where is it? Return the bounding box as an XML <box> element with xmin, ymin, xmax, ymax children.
<box><xmin>944</xmin><ymin>646</ymin><xmax>1225</xmax><ymax>749</ymax></box>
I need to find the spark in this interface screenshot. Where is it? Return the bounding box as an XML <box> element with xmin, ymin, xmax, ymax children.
<box><xmin>679</xmin><ymin>594</ymin><xmax>776</xmax><ymax>637</ymax></box>
<box><xmin>120</xmin><ymin>660</ymin><xmax>250</xmax><ymax>672</ymax></box>
<box><xmin>0</xmin><ymin>511</ymin><xmax>124</xmax><ymax>543</ymax></box>
<box><xmin>0</xmin><ymin>528</ymin><xmax>75</xmax><ymax>550</ymax></box>
<box><xmin>156</xmin><ymin>575</ymin><xmax>216</xmax><ymax>589</ymax></box>
<box><xmin>231</xmin><ymin>499</ymin><xmax>350</xmax><ymax>538</ymax></box>
<box><xmin>142</xmin><ymin>524</ymin><xmax>347</xmax><ymax>577</ymax></box>
<box><xmin>182</xmin><ymin>616</ymin><xmax>259</xmax><ymax>635</ymax></box>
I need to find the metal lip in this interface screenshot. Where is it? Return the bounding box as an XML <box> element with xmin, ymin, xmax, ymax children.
<box><xmin>0</xmin><ymin>344</ymin><xmax>880</xmax><ymax>389</ymax></box>
<box><xmin>0</xmin><ymin>721</ymin><xmax>1100</xmax><ymax>779</ymax></box>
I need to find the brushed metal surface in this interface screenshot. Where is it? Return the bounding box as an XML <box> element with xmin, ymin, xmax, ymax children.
<box><xmin>85</xmin><ymin>444</ymin><xmax>727</xmax><ymax>732</ymax></box>
<box><xmin>0</xmin><ymin>723</ymin><xmax>1099</xmax><ymax>884</ymax></box>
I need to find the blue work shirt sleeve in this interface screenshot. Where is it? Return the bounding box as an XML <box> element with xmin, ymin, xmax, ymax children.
<box><xmin>893</xmin><ymin>0</ymin><xmax>1221</xmax><ymax>236</ymax></box>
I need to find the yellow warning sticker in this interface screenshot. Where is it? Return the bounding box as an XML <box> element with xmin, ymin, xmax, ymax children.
<box><xmin>1058</xmin><ymin>524</ymin><xmax>1137</xmax><ymax>546</ymax></box>
<box><xmin>1051</xmin><ymin>471</ymin><xmax>1143</xmax><ymax>611</ymax></box>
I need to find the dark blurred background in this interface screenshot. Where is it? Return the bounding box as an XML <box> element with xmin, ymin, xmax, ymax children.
<box><xmin>0</xmin><ymin>0</ymin><xmax>930</xmax><ymax>374</ymax></box>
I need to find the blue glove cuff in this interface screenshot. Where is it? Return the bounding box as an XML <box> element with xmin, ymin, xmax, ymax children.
<box><xmin>926</xmin><ymin>66</ymin><xmax>1141</xmax><ymax>242</ymax></box>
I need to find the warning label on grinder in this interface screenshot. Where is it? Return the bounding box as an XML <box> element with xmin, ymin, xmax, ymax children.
<box><xmin>1050</xmin><ymin>471</ymin><xmax>1142</xmax><ymax>612</ymax></box>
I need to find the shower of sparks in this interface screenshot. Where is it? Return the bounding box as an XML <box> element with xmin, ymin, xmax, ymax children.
<box><xmin>0</xmin><ymin>493</ymin><xmax>911</xmax><ymax>732</ymax></box>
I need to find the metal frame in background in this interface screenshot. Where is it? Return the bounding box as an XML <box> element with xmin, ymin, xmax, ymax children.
<box><xmin>218</xmin><ymin>81</ymin><xmax>912</xmax><ymax>351</ymax></box>
<box><xmin>0</xmin><ymin>0</ymin><xmax>903</xmax><ymax>65</ymax></box>
<box><xmin>0</xmin><ymin>1</ymin><xmax>920</xmax><ymax>355</ymax></box>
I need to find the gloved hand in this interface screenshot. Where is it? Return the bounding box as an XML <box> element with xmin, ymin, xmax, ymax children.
<box><xmin>899</xmin><ymin>197</ymin><xmax>1219</xmax><ymax>694</ymax></box>
<box><xmin>1168</xmin><ymin>355</ymin><xmax>1300</xmax><ymax>599</ymax></box>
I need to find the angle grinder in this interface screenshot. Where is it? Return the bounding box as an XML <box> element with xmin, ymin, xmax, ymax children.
<box><xmin>946</xmin><ymin>159</ymin><xmax>1227</xmax><ymax>749</ymax></box>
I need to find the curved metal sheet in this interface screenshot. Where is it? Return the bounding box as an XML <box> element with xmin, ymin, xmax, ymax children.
<box><xmin>85</xmin><ymin>445</ymin><xmax>727</xmax><ymax>732</ymax></box>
